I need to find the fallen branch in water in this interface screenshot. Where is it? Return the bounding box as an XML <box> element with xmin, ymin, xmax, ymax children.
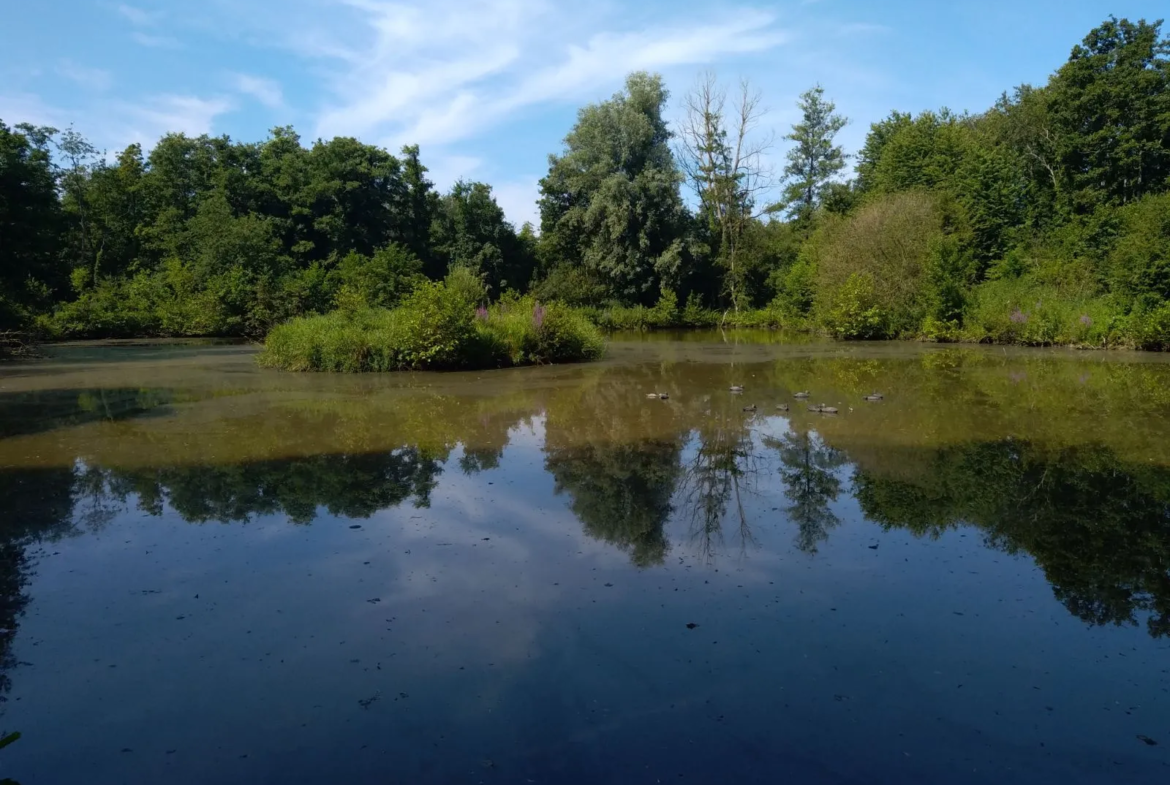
<box><xmin>0</xmin><ymin>331</ymin><xmax>40</xmax><ymax>359</ymax></box>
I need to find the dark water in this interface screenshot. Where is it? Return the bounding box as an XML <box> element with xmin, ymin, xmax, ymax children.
<box><xmin>1</xmin><ymin>336</ymin><xmax>1169</xmax><ymax>784</ymax></box>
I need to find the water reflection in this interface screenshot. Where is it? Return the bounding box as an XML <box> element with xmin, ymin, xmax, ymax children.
<box><xmin>0</xmin><ymin>371</ymin><xmax>1167</xmax><ymax>643</ymax></box>
<box><xmin>2</xmin><ymin>342</ymin><xmax>1170</xmax><ymax>783</ymax></box>
<box><xmin>768</xmin><ymin>429</ymin><xmax>847</xmax><ymax>555</ymax></box>
<box><xmin>854</xmin><ymin>440</ymin><xmax>1170</xmax><ymax>638</ymax></box>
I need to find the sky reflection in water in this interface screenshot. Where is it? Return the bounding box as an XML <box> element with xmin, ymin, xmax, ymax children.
<box><xmin>1</xmin><ymin>338</ymin><xmax>1169</xmax><ymax>784</ymax></box>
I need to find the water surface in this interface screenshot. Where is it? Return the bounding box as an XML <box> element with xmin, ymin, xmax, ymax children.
<box><xmin>1</xmin><ymin>335</ymin><xmax>1169</xmax><ymax>784</ymax></box>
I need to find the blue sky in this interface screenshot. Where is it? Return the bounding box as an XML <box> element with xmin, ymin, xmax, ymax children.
<box><xmin>1</xmin><ymin>0</ymin><xmax>1163</xmax><ymax>225</ymax></box>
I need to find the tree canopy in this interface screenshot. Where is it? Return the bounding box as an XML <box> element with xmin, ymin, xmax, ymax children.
<box><xmin>1</xmin><ymin>16</ymin><xmax>1169</xmax><ymax>350</ymax></box>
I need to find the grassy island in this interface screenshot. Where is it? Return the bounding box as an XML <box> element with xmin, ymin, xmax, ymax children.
<box><xmin>259</xmin><ymin>275</ymin><xmax>605</xmax><ymax>372</ymax></box>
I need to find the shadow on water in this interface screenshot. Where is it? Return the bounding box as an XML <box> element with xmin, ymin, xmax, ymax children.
<box><xmin>0</xmin><ymin>388</ymin><xmax>175</xmax><ymax>440</ymax></box>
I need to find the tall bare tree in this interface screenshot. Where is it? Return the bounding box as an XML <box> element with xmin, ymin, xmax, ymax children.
<box><xmin>677</xmin><ymin>72</ymin><xmax>774</xmax><ymax>312</ymax></box>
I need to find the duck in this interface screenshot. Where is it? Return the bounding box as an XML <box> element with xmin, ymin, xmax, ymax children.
<box><xmin>729</xmin><ymin>385</ymin><xmax>745</xmax><ymax>393</ymax></box>
<box><xmin>776</xmin><ymin>403</ymin><xmax>790</xmax><ymax>412</ymax></box>
<box><xmin>819</xmin><ymin>405</ymin><xmax>840</xmax><ymax>415</ymax></box>
<box><xmin>742</xmin><ymin>404</ymin><xmax>757</xmax><ymax>412</ymax></box>
<box><xmin>807</xmin><ymin>404</ymin><xmax>823</xmax><ymax>413</ymax></box>
<box><xmin>794</xmin><ymin>391</ymin><xmax>810</xmax><ymax>399</ymax></box>
<box><xmin>646</xmin><ymin>393</ymin><xmax>660</xmax><ymax>399</ymax></box>
<box><xmin>863</xmin><ymin>392</ymin><xmax>884</xmax><ymax>402</ymax></box>
<box><xmin>658</xmin><ymin>393</ymin><xmax>670</xmax><ymax>400</ymax></box>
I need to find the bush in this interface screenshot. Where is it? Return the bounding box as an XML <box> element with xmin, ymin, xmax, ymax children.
<box><xmin>812</xmin><ymin>192</ymin><xmax>948</xmax><ymax>338</ymax></box>
<box><xmin>1108</xmin><ymin>192</ymin><xmax>1170</xmax><ymax>301</ymax></box>
<box><xmin>259</xmin><ymin>281</ymin><xmax>604</xmax><ymax>372</ymax></box>
<box><xmin>961</xmin><ymin>278</ymin><xmax>1121</xmax><ymax>347</ymax></box>
<box><xmin>330</xmin><ymin>244</ymin><xmax>425</xmax><ymax>311</ymax></box>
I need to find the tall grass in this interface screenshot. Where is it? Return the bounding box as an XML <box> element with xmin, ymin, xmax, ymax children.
<box><xmin>259</xmin><ymin>282</ymin><xmax>605</xmax><ymax>372</ymax></box>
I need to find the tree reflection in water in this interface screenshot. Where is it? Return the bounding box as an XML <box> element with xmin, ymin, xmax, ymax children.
<box><xmin>679</xmin><ymin>411</ymin><xmax>761</xmax><ymax>564</ymax></box>
<box><xmin>766</xmin><ymin>429</ymin><xmax>847</xmax><ymax>555</ymax></box>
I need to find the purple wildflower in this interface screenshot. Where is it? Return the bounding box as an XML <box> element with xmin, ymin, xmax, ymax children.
<box><xmin>1009</xmin><ymin>309</ymin><xmax>1029</xmax><ymax>324</ymax></box>
<box><xmin>476</xmin><ymin>306</ymin><xmax>489</xmax><ymax>322</ymax></box>
<box><xmin>533</xmin><ymin>303</ymin><xmax>545</xmax><ymax>328</ymax></box>
<box><xmin>1079</xmin><ymin>314</ymin><xmax>1092</xmax><ymax>327</ymax></box>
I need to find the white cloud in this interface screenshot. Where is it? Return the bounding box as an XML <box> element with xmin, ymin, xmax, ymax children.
<box><xmin>118</xmin><ymin>94</ymin><xmax>235</xmax><ymax>143</ymax></box>
<box><xmin>305</xmin><ymin>1</ymin><xmax>786</xmax><ymax>150</ymax></box>
<box><xmin>424</xmin><ymin>154</ymin><xmax>484</xmax><ymax>190</ymax></box>
<box><xmin>116</xmin><ymin>3</ymin><xmax>155</xmax><ymax>27</ymax></box>
<box><xmin>0</xmin><ymin>92</ymin><xmax>65</xmax><ymax>128</ymax></box>
<box><xmin>232</xmin><ymin>73</ymin><xmax>284</xmax><ymax>109</ymax></box>
<box><xmin>131</xmin><ymin>32</ymin><xmax>183</xmax><ymax>49</ymax></box>
<box><xmin>58</xmin><ymin>61</ymin><xmax>113</xmax><ymax>92</ymax></box>
<box><xmin>491</xmin><ymin>178</ymin><xmax>541</xmax><ymax>229</ymax></box>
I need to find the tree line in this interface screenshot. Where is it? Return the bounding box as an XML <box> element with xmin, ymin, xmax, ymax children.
<box><xmin>1</xmin><ymin>16</ymin><xmax>1168</xmax><ymax>347</ymax></box>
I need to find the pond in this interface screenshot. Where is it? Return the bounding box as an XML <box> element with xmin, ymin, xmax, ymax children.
<box><xmin>1</xmin><ymin>334</ymin><xmax>1169</xmax><ymax>784</ymax></box>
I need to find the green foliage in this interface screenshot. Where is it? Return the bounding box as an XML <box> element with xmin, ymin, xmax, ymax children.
<box><xmin>260</xmin><ymin>279</ymin><xmax>604</xmax><ymax>373</ymax></box>
<box><xmin>779</xmin><ymin>86</ymin><xmax>849</xmax><ymax>220</ymax></box>
<box><xmin>0</xmin><ymin>121</ymin><xmax>62</xmax><ymax>328</ymax></box>
<box><xmin>1045</xmin><ymin>18</ymin><xmax>1170</xmax><ymax>211</ymax></box>
<box><xmin>769</xmin><ymin>254</ymin><xmax>817</xmax><ymax>317</ymax></box>
<box><xmin>538</xmin><ymin>72</ymin><xmax>688</xmax><ymax>305</ymax></box>
<box><xmin>3</xmin><ymin>19</ymin><xmax>1170</xmax><ymax>352</ymax></box>
<box><xmin>961</xmin><ymin>279</ymin><xmax>1120</xmax><ymax>346</ymax></box>
<box><xmin>1107</xmin><ymin>192</ymin><xmax>1170</xmax><ymax>300</ymax></box>
<box><xmin>812</xmin><ymin>192</ymin><xmax>948</xmax><ymax>338</ymax></box>
<box><xmin>331</xmin><ymin>244</ymin><xmax>425</xmax><ymax>311</ymax></box>
<box><xmin>432</xmin><ymin>181</ymin><xmax>535</xmax><ymax>295</ymax></box>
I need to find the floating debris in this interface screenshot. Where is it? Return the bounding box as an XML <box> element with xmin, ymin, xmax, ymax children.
<box><xmin>686</xmin><ymin>623</ymin><xmax>699</xmax><ymax>630</ymax></box>
<box><xmin>1137</xmin><ymin>735</ymin><xmax>1158</xmax><ymax>746</ymax></box>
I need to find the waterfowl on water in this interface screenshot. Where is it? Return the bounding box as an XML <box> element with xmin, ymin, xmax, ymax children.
<box><xmin>819</xmin><ymin>405</ymin><xmax>839</xmax><ymax>414</ymax></box>
<box><xmin>658</xmin><ymin>393</ymin><xmax>670</xmax><ymax>400</ymax></box>
<box><xmin>730</xmin><ymin>385</ymin><xmax>745</xmax><ymax>393</ymax></box>
<box><xmin>646</xmin><ymin>393</ymin><xmax>659</xmax><ymax>399</ymax></box>
<box><xmin>794</xmin><ymin>391</ymin><xmax>810</xmax><ymax>399</ymax></box>
<box><xmin>863</xmin><ymin>392</ymin><xmax>884</xmax><ymax>402</ymax></box>
<box><xmin>776</xmin><ymin>403</ymin><xmax>790</xmax><ymax>412</ymax></box>
<box><xmin>743</xmin><ymin>404</ymin><xmax>757</xmax><ymax>412</ymax></box>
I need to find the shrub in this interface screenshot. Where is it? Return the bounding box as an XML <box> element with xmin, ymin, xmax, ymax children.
<box><xmin>330</xmin><ymin>244</ymin><xmax>425</xmax><ymax>311</ymax></box>
<box><xmin>1108</xmin><ymin>192</ymin><xmax>1170</xmax><ymax>301</ymax></box>
<box><xmin>259</xmin><ymin>283</ymin><xmax>604</xmax><ymax>372</ymax></box>
<box><xmin>812</xmin><ymin>192</ymin><xmax>947</xmax><ymax>338</ymax></box>
<box><xmin>961</xmin><ymin>278</ymin><xmax>1122</xmax><ymax>347</ymax></box>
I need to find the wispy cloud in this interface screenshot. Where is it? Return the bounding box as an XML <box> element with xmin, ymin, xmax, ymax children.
<box><xmin>116</xmin><ymin>3</ymin><xmax>155</xmax><ymax>27</ymax></box>
<box><xmin>119</xmin><ymin>94</ymin><xmax>235</xmax><ymax>142</ymax></box>
<box><xmin>57</xmin><ymin>61</ymin><xmax>113</xmax><ymax>92</ymax></box>
<box><xmin>310</xmin><ymin>1</ymin><xmax>787</xmax><ymax>150</ymax></box>
<box><xmin>131</xmin><ymin>32</ymin><xmax>183</xmax><ymax>49</ymax></box>
<box><xmin>0</xmin><ymin>92</ymin><xmax>65</xmax><ymax>128</ymax></box>
<box><xmin>115</xmin><ymin>2</ymin><xmax>182</xmax><ymax>48</ymax></box>
<box><xmin>232</xmin><ymin>73</ymin><xmax>284</xmax><ymax>109</ymax></box>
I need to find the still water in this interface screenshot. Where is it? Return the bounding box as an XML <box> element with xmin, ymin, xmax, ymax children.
<box><xmin>1</xmin><ymin>335</ymin><xmax>1168</xmax><ymax>784</ymax></box>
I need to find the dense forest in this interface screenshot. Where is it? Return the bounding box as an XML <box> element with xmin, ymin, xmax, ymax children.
<box><xmin>1</xmin><ymin>16</ymin><xmax>1169</xmax><ymax>349</ymax></box>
